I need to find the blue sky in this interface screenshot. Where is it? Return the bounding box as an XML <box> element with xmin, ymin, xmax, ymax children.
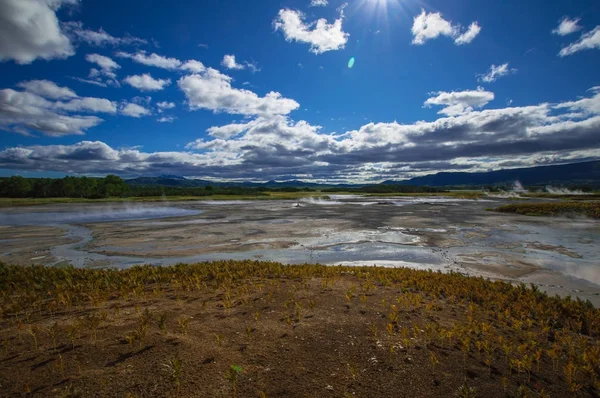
<box><xmin>0</xmin><ymin>0</ymin><xmax>599</xmax><ymax>182</ymax></box>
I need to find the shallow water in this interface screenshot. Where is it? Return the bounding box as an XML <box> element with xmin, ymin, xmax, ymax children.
<box><xmin>0</xmin><ymin>205</ymin><xmax>202</xmax><ymax>226</ymax></box>
<box><xmin>2</xmin><ymin>197</ymin><xmax>599</xmax><ymax>304</ymax></box>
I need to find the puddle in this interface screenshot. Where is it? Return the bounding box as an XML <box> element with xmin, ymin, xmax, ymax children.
<box><xmin>0</xmin><ymin>206</ymin><xmax>202</xmax><ymax>226</ymax></box>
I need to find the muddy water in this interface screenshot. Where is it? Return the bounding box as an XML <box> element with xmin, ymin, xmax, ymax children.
<box><xmin>0</xmin><ymin>197</ymin><xmax>599</xmax><ymax>305</ymax></box>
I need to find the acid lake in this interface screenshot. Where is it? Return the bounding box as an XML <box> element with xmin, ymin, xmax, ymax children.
<box><xmin>1</xmin><ymin>196</ymin><xmax>599</xmax><ymax>305</ymax></box>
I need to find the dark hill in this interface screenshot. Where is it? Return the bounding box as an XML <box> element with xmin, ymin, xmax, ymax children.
<box><xmin>392</xmin><ymin>160</ymin><xmax>600</xmax><ymax>187</ymax></box>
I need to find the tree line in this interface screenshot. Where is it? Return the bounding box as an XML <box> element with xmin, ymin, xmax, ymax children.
<box><xmin>0</xmin><ymin>176</ymin><xmax>320</xmax><ymax>199</ymax></box>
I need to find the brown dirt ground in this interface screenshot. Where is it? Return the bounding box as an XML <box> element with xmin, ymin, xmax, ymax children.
<box><xmin>0</xmin><ymin>275</ymin><xmax>597</xmax><ymax>398</ymax></box>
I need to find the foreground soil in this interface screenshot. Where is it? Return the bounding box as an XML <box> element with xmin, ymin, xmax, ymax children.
<box><xmin>0</xmin><ymin>262</ymin><xmax>599</xmax><ymax>397</ymax></box>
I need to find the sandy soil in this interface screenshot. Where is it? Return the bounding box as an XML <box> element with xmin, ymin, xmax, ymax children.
<box><xmin>1</xmin><ymin>272</ymin><xmax>596</xmax><ymax>398</ymax></box>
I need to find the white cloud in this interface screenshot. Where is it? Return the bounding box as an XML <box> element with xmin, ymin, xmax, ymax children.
<box><xmin>559</xmin><ymin>26</ymin><xmax>600</xmax><ymax>57</ymax></box>
<box><xmin>454</xmin><ymin>22</ymin><xmax>481</xmax><ymax>45</ymax></box>
<box><xmin>274</xmin><ymin>9</ymin><xmax>349</xmax><ymax>54</ymax></box>
<box><xmin>85</xmin><ymin>54</ymin><xmax>120</xmax><ymax>77</ymax></box>
<box><xmin>3</xmin><ymin>89</ymin><xmax>600</xmax><ymax>181</ymax></box>
<box><xmin>62</xmin><ymin>21</ymin><xmax>147</xmax><ymax>46</ymax></box>
<box><xmin>178</xmin><ymin>68</ymin><xmax>299</xmax><ymax>116</ymax></box>
<box><xmin>477</xmin><ymin>63</ymin><xmax>517</xmax><ymax>83</ymax></box>
<box><xmin>120</xmin><ymin>102</ymin><xmax>151</xmax><ymax>118</ymax></box>
<box><xmin>83</xmin><ymin>54</ymin><xmax>120</xmax><ymax>86</ymax></box>
<box><xmin>221</xmin><ymin>54</ymin><xmax>244</xmax><ymax>70</ymax></box>
<box><xmin>54</xmin><ymin>97</ymin><xmax>117</xmax><ymax>114</ymax></box>
<box><xmin>310</xmin><ymin>0</ymin><xmax>328</xmax><ymax>7</ymax></box>
<box><xmin>552</xmin><ymin>17</ymin><xmax>582</xmax><ymax>36</ymax></box>
<box><xmin>180</xmin><ymin>60</ymin><xmax>205</xmax><ymax>73</ymax></box>
<box><xmin>411</xmin><ymin>9</ymin><xmax>481</xmax><ymax>45</ymax></box>
<box><xmin>70</xmin><ymin>77</ymin><xmax>107</xmax><ymax>87</ymax></box>
<box><xmin>116</xmin><ymin>51</ymin><xmax>182</xmax><ymax>69</ymax></box>
<box><xmin>0</xmin><ymin>0</ymin><xmax>76</xmax><ymax>64</ymax></box>
<box><xmin>157</xmin><ymin>116</ymin><xmax>175</xmax><ymax>123</ymax></box>
<box><xmin>554</xmin><ymin>90</ymin><xmax>600</xmax><ymax>116</ymax></box>
<box><xmin>0</xmin><ymin>88</ymin><xmax>103</xmax><ymax>136</ymax></box>
<box><xmin>123</xmin><ymin>74</ymin><xmax>171</xmax><ymax>91</ymax></box>
<box><xmin>17</xmin><ymin>80</ymin><xmax>77</xmax><ymax>100</ymax></box>
<box><xmin>221</xmin><ymin>55</ymin><xmax>260</xmax><ymax>72</ymax></box>
<box><xmin>157</xmin><ymin>101</ymin><xmax>176</xmax><ymax>112</ymax></box>
<box><xmin>424</xmin><ymin>87</ymin><xmax>494</xmax><ymax>115</ymax></box>
<box><xmin>117</xmin><ymin>51</ymin><xmax>207</xmax><ymax>75</ymax></box>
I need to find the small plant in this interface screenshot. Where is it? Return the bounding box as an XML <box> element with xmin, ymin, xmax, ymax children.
<box><xmin>225</xmin><ymin>364</ymin><xmax>243</xmax><ymax>397</ymax></box>
<box><xmin>386</xmin><ymin>323</ymin><xmax>394</xmax><ymax>336</ymax></box>
<box><xmin>47</xmin><ymin>321</ymin><xmax>59</xmax><ymax>351</ymax></box>
<box><xmin>158</xmin><ymin>312</ymin><xmax>168</xmax><ymax>335</ymax></box>
<box><xmin>214</xmin><ymin>333</ymin><xmax>224</xmax><ymax>348</ymax></box>
<box><xmin>177</xmin><ymin>317</ymin><xmax>190</xmax><ymax>335</ymax></box>
<box><xmin>124</xmin><ymin>333</ymin><xmax>136</xmax><ymax>346</ymax></box>
<box><xmin>455</xmin><ymin>382</ymin><xmax>477</xmax><ymax>398</ymax></box>
<box><xmin>429</xmin><ymin>351</ymin><xmax>440</xmax><ymax>373</ymax></box>
<box><xmin>501</xmin><ymin>376</ymin><xmax>509</xmax><ymax>394</ymax></box>
<box><xmin>369</xmin><ymin>323</ymin><xmax>377</xmax><ymax>338</ymax></box>
<box><xmin>27</xmin><ymin>326</ymin><xmax>39</xmax><ymax>351</ymax></box>
<box><xmin>347</xmin><ymin>361</ymin><xmax>358</xmax><ymax>380</ymax></box>
<box><xmin>163</xmin><ymin>356</ymin><xmax>183</xmax><ymax>394</ymax></box>
<box><xmin>55</xmin><ymin>353</ymin><xmax>66</xmax><ymax>378</ymax></box>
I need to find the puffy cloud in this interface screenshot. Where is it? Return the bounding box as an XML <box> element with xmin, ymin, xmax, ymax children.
<box><xmin>424</xmin><ymin>87</ymin><xmax>495</xmax><ymax>116</ymax></box>
<box><xmin>156</xmin><ymin>101</ymin><xmax>175</xmax><ymax>112</ymax></box>
<box><xmin>54</xmin><ymin>97</ymin><xmax>117</xmax><ymax>113</ymax></box>
<box><xmin>554</xmin><ymin>90</ymin><xmax>600</xmax><ymax>116</ymax></box>
<box><xmin>157</xmin><ymin>116</ymin><xmax>175</xmax><ymax>123</ymax></box>
<box><xmin>17</xmin><ymin>80</ymin><xmax>77</xmax><ymax>100</ymax></box>
<box><xmin>454</xmin><ymin>22</ymin><xmax>481</xmax><ymax>45</ymax></box>
<box><xmin>220</xmin><ymin>55</ymin><xmax>260</xmax><ymax>72</ymax></box>
<box><xmin>116</xmin><ymin>51</ymin><xmax>182</xmax><ymax>69</ymax></box>
<box><xmin>120</xmin><ymin>102</ymin><xmax>151</xmax><ymax>118</ymax></box>
<box><xmin>0</xmin><ymin>0</ymin><xmax>76</xmax><ymax>64</ymax></box>
<box><xmin>559</xmin><ymin>26</ymin><xmax>600</xmax><ymax>56</ymax></box>
<box><xmin>221</xmin><ymin>54</ymin><xmax>244</xmax><ymax>70</ymax></box>
<box><xmin>178</xmin><ymin>68</ymin><xmax>299</xmax><ymax>116</ymax></box>
<box><xmin>180</xmin><ymin>60</ymin><xmax>205</xmax><ymax>73</ymax></box>
<box><xmin>552</xmin><ymin>17</ymin><xmax>582</xmax><ymax>36</ymax></box>
<box><xmin>477</xmin><ymin>63</ymin><xmax>517</xmax><ymax>83</ymax></box>
<box><xmin>3</xmin><ymin>88</ymin><xmax>600</xmax><ymax>182</ymax></box>
<box><xmin>411</xmin><ymin>10</ymin><xmax>481</xmax><ymax>45</ymax></box>
<box><xmin>123</xmin><ymin>74</ymin><xmax>171</xmax><ymax>91</ymax></box>
<box><xmin>0</xmin><ymin>89</ymin><xmax>102</xmax><ymax>136</ymax></box>
<box><xmin>310</xmin><ymin>0</ymin><xmax>328</xmax><ymax>6</ymax></box>
<box><xmin>274</xmin><ymin>9</ymin><xmax>349</xmax><ymax>54</ymax></box>
<box><xmin>62</xmin><ymin>21</ymin><xmax>147</xmax><ymax>46</ymax></box>
<box><xmin>83</xmin><ymin>53</ymin><xmax>120</xmax><ymax>86</ymax></box>
<box><xmin>85</xmin><ymin>54</ymin><xmax>120</xmax><ymax>77</ymax></box>
<box><xmin>0</xmin><ymin>81</ymin><xmax>117</xmax><ymax>136</ymax></box>
<box><xmin>117</xmin><ymin>51</ymin><xmax>208</xmax><ymax>75</ymax></box>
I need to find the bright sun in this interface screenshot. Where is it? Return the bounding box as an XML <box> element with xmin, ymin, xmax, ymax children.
<box><xmin>354</xmin><ymin>0</ymin><xmax>416</xmax><ymax>32</ymax></box>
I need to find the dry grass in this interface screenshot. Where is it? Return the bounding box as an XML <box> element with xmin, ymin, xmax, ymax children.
<box><xmin>493</xmin><ymin>201</ymin><xmax>600</xmax><ymax>219</ymax></box>
<box><xmin>0</xmin><ymin>261</ymin><xmax>599</xmax><ymax>397</ymax></box>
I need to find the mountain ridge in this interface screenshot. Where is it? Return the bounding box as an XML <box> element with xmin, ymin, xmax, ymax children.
<box><xmin>125</xmin><ymin>160</ymin><xmax>600</xmax><ymax>188</ymax></box>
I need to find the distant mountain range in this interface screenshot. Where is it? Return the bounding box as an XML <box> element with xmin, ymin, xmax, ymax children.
<box><xmin>391</xmin><ymin>160</ymin><xmax>600</xmax><ymax>187</ymax></box>
<box><xmin>125</xmin><ymin>161</ymin><xmax>600</xmax><ymax>189</ymax></box>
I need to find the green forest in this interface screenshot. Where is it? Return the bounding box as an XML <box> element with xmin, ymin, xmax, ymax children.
<box><xmin>0</xmin><ymin>176</ymin><xmax>270</xmax><ymax>199</ymax></box>
<box><xmin>0</xmin><ymin>175</ymin><xmax>451</xmax><ymax>199</ymax></box>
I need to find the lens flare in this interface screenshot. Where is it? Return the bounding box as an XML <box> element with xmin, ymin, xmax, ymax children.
<box><xmin>348</xmin><ymin>57</ymin><xmax>355</xmax><ymax>68</ymax></box>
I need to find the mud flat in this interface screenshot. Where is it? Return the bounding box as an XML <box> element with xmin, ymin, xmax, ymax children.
<box><xmin>1</xmin><ymin>196</ymin><xmax>599</xmax><ymax>305</ymax></box>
